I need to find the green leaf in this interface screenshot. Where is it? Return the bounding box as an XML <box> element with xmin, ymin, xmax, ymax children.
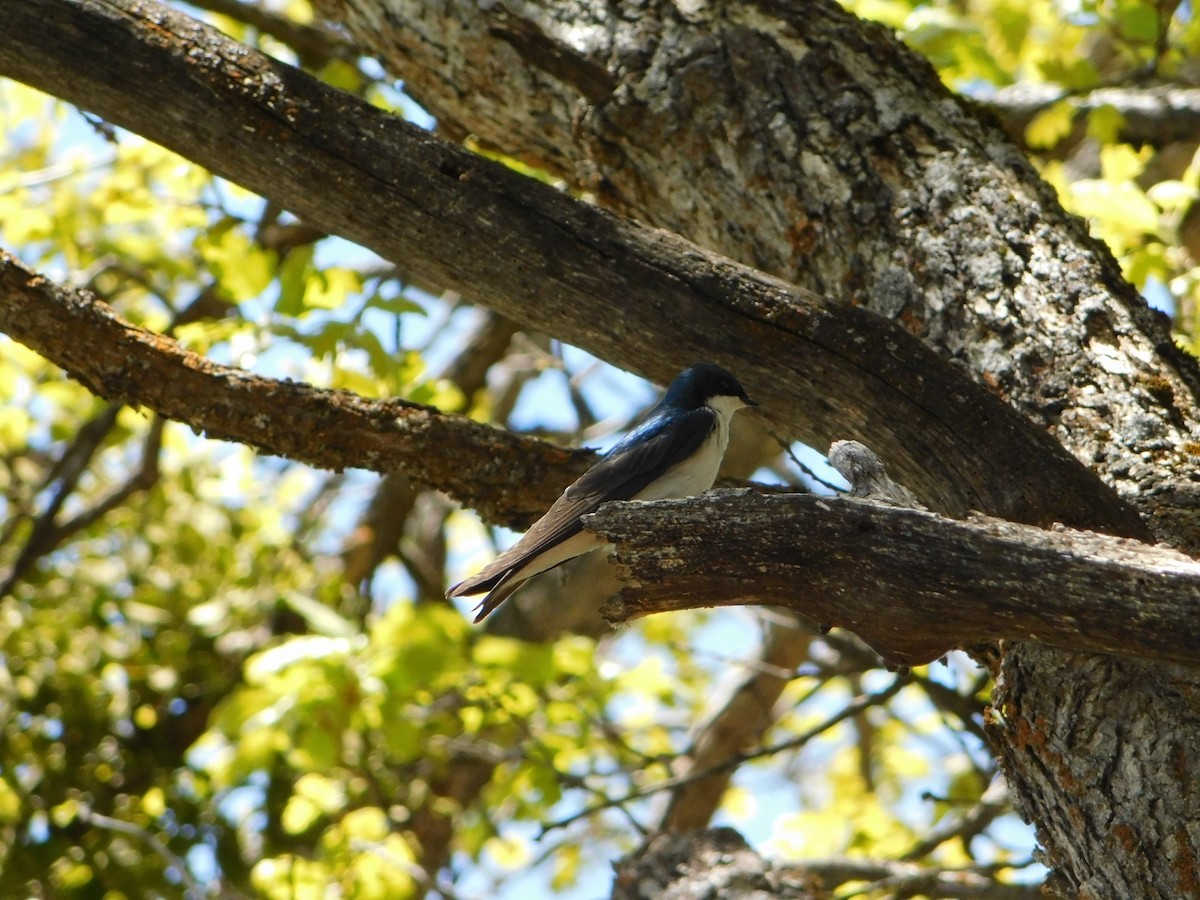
<box><xmin>306</xmin><ymin>266</ymin><xmax>362</xmax><ymax>311</ymax></box>
<box><xmin>1147</xmin><ymin>180</ymin><xmax>1198</xmax><ymax>212</ymax></box>
<box><xmin>198</xmin><ymin>218</ymin><xmax>273</xmax><ymax>302</ymax></box>
<box><xmin>367</xmin><ymin>292</ymin><xmax>426</xmax><ymax>316</ymax></box>
<box><xmin>992</xmin><ymin>2</ymin><xmax>1030</xmax><ymax>60</ymax></box>
<box><xmin>380</xmin><ymin>713</ymin><xmax>421</xmax><ymax>759</ymax></box>
<box><xmin>1038</xmin><ymin>57</ymin><xmax>1100</xmax><ymax>90</ymax></box>
<box><xmin>1116</xmin><ymin>0</ymin><xmax>1160</xmax><ymax>42</ymax></box>
<box><xmin>282</xmin><ymin>794</ymin><xmax>323</xmax><ymax>834</ymax></box>
<box><xmin>1025</xmin><ymin>99</ymin><xmax>1075</xmax><ymax>150</ymax></box>
<box><xmin>281</xmin><ymin>590</ymin><xmax>359</xmax><ymax>638</ymax></box>
<box><xmin>1100</xmin><ymin>143</ymin><xmax>1149</xmax><ymax>183</ymax></box>
<box><xmin>276</xmin><ymin>243</ymin><xmax>316</xmax><ymax>316</ymax></box>
<box><xmin>1087</xmin><ymin>104</ymin><xmax>1126</xmax><ymax>144</ymax></box>
<box><xmin>318</xmin><ymin>58</ymin><xmax>365</xmax><ymax>94</ymax></box>
<box><xmin>291</xmin><ymin>724</ymin><xmax>341</xmax><ymax>771</ymax></box>
<box><xmin>551</xmin><ymin>843</ymin><xmax>582</xmax><ymax>891</ymax></box>
<box><xmin>0</xmin><ymin>780</ymin><xmax>21</xmax><ymax>824</ymax></box>
<box><xmin>245</xmin><ymin>636</ymin><xmax>354</xmax><ymax>684</ymax></box>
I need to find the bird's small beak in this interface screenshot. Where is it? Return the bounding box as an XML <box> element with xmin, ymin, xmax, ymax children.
<box><xmin>744</xmin><ymin>396</ymin><xmax>759</xmax><ymax>408</ymax></box>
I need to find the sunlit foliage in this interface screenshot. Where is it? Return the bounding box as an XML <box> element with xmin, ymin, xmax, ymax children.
<box><xmin>845</xmin><ymin>0</ymin><xmax>1200</xmax><ymax>345</ymax></box>
<box><xmin>2</xmin><ymin>0</ymin><xmax>1195</xmax><ymax>896</ymax></box>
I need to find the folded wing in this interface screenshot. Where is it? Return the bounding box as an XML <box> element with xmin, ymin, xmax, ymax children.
<box><xmin>448</xmin><ymin>406</ymin><xmax>717</xmax><ymax>621</ymax></box>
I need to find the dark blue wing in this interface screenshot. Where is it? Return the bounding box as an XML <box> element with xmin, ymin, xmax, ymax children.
<box><xmin>566</xmin><ymin>407</ymin><xmax>715</xmax><ymax>503</ymax></box>
<box><xmin>448</xmin><ymin>406</ymin><xmax>717</xmax><ymax>602</ymax></box>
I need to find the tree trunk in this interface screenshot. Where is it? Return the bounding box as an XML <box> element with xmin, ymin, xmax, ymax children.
<box><xmin>315</xmin><ymin>1</ymin><xmax>1200</xmax><ymax>895</ymax></box>
<box><xmin>3</xmin><ymin>0</ymin><xmax>1200</xmax><ymax>893</ymax></box>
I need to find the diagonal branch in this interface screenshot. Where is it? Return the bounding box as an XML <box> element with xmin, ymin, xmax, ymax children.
<box><xmin>586</xmin><ymin>489</ymin><xmax>1200</xmax><ymax>670</ymax></box>
<box><xmin>539</xmin><ymin>677</ymin><xmax>906</xmax><ymax>836</ymax></box>
<box><xmin>0</xmin><ymin>250</ymin><xmax>591</xmax><ymax>528</ymax></box>
<box><xmin>0</xmin><ymin>0</ymin><xmax>1146</xmax><ymax>538</ymax></box>
<box><xmin>984</xmin><ymin>83</ymin><xmax>1200</xmax><ymax>150</ymax></box>
<box><xmin>186</xmin><ymin>0</ymin><xmax>349</xmax><ymax>67</ymax></box>
<box><xmin>0</xmin><ymin>404</ymin><xmax>122</xmax><ymax>595</ymax></box>
<box><xmin>655</xmin><ymin>614</ymin><xmax>815</xmax><ymax>832</ymax></box>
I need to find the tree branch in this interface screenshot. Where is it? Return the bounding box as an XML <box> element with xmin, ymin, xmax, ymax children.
<box><xmin>0</xmin><ymin>405</ymin><xmax>122</xmax><ymax>595</ymax></box>
<box><xmin>611</xmin><ymin>828</ymin><xmax>1043</xmax><ymax>900</ymax></box>
<box><xmin>0</xmin><ymin>0</ymin><xmax>1147</xmax><ymax>539</ymax></box>
<box><xmin>0</xmin><ymin>249</ymin><xmax>592</xmax><ymax>527</ymax></box>
<box><xmin>984</xmin><ymin>83</ymin><xmax>1200</xmax><ymax>150</ymax></box>
<box><xmin>186</xmin><ymin>0</ymin><xmax>349</xmax><ymax>68</ymax></box>
<box><xmin>799</xmin><ymin>856</ymin><xmax>1043</xmax><ymax>899</ymax></box>
<box><xmin>313</xmin><ymin>0</ymin><xmax>1200</xmax><ymax>556</ymax></box>
<box><xmin>541</xmin><ymin>677</ymin><xmax>906</xmax><ymax>837</ymax></box>
<box><xmin>655</xmin><ymin>614</ymin><xmax>815</xmax><ymax>832</ymax></box>
<box><xmin>586</xmin><ymin>489</ymin><xmax>1200</xmax><ymax>670</ymax></box>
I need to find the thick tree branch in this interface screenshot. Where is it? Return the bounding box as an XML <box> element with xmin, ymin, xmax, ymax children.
<box><xmin>984</xmin><ymin>83</ymin><xmax>1200</xmax><ymax>150</ymax></box>
<box><xmin>305</xmin><ymin>11</ymin><xmax>1200</xmax><ymax>884</ymax></box>
<box><xmin>0</xmin><ymin>0</ymin><xmax>1147</xmax><ymax>539</ymax></box>
<box><xmin>586</xmin><ymin>490</ymin><xmax>1200</xmax><ymax>670</ymax></box>
<box><xmin>611</xmin><ymin>827</ymin><xmax>1042</xmax><ymax>900</ymax></box>
<box><xmin>798</xmin><ymin>855</ymin><xmax>1043</xmax><ymax>899</ymax></box>
<box><xmin>318</xmin><ymin>0</ymin><xmax>1200</xmax><ymax>550</ymax></box>
<box><xmin>4</xmin><ymin>5</ymin><xmax>1197</xmax><ymax>890</ymax></box>
<box><xmin>0</xmin><ymin>250</ymin><xmax>591</xmax><ymax>527</ymax></box>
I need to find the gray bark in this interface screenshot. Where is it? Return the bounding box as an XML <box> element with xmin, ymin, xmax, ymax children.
<box><xmin>4</xmin><ymin>0</ymin><xmax>1200</xmax><ymax>895</ymax></box>
<box><xmin>1</xmin><ymin>0</ymin><xmax>1145</xmax><ymax>532</ymax></box>
<box><xmin>317</xmin><ymin>0</ymin><xmax>1200</xmax><ymax>540</ymax></box>
<box><xmin>586</xmin><ymin>488</ymin><xmax>1200</xmax><ymax>670</ymax></box>
<box><xmin>612</xmin><ymin>827</ymin><xmax>1044</xmax><ymax>899</ymax></box>
<box><xmin>312</xmin><ymin>2</ymin><xmax>1200</xmax><ymax>895</ymax></box>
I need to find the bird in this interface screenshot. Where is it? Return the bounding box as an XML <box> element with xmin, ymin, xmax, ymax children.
<box><xmin>448</xmin><ymin>362</ymin><xmax>756</xmax><ymax>622</ymax></box>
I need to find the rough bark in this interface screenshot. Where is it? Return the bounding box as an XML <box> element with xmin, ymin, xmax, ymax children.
<box><xmin>0</xmin><ymin>249</ymin><xmax>592</xmax><ymax>527</ymax></box>
<box><xmin>612</xmin><ymin>828</ymin><xmax>1044</xmax><ymax>899</ymax></box>
<box><xmin>0</xmin><ymin>0</ymin><xmax>1149</xmax><ymax>537</ymax></box>
<box><xmin>586</xmin><ymin>490</ymin><xmax>1200</xmax><ymax>670</ymax></box>
<box><xmin>990</xmin><ymin>650</ymin><xmax>1200</xmax><ymax>899</ymax></box>
<box><xmin>309</xmin><ymin>2</ymin><xmax>1200</xmax><ymax>895</ymax></box>
<box><xmin>612</xmin><ymin>828</ymin><xmax>819</xmax><ymax>900</ymax></box>
<box><xmin>315</xmin><ymin>0</ymin><xmax>1200</xmax><ymax>543</ymax></box>
<box><xmin>4</xmin><ymin>0</ymin><xmax>1200</xmax><ymax>894</ymax></box>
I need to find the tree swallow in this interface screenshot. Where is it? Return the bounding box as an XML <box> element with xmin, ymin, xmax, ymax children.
<box><xmin>448</xmin><ymin>363</ymin><xmax>756</xmax><ymax>622</ymax></box>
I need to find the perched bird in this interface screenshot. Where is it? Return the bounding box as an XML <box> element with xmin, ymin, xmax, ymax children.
<box><xmin>448</xmin><ymin>362</ymin><xmax>756</xmax><ymax>622</ymax></box>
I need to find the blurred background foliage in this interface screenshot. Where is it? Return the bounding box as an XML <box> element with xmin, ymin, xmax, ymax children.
<box><xmin>1</xmin><ymin>0</ymin><xmax>1197</xmax><ymax>897</ymax></box>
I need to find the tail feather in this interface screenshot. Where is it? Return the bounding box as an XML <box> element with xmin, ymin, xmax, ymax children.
<box><xmin>446</xmin><ymin>563</ymin><xmax>526</xmax><ymax>622</ymax></box>
<box><xmin>446</xmin><ymin>567</ymin><xmax>504</xmax><ymax>599</ymax></box>
<box><xmin>470</xmin><ymin>572</ymin><xmax>524</xmax><ymax>623</ymax></box>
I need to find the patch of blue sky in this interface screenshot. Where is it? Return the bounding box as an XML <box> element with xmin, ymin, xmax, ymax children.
<box><xmin>1143</xmin><ymin>275</ymin><xmax>1175</xmax><ymax>316</ymax></box>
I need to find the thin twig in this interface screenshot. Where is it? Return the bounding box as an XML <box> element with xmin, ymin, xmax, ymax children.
<box><xmin>78</xmin><ymin>805</ymin><xmax>217</xmax><ymax>899</ymax></box>
<box><xmin>538</xmin><ymin>676</ymin><xmax>907</xmax><ymax>836</ymax></box>
<box><xmin>53</xmin><ymin>416</ymin><xmax>165</xmax><ymax>538</ymax></box>
<box><xmin>770</xmin><ymin>428</ymin><xmax>847</xmax><ymax>493</ymax></box>
<box><xmin>902</xmin><ymin>780</ymin><xmax>1010</xmax><ymax>861</ymax></box>
<box><xmin>0</xmin><ymin>405</ymin><xmax>121</xmax><ymax>595</ymax></box>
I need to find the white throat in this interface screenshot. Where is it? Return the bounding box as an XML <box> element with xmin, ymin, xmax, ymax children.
<box><xmin>707</xmin><ymin>393</ymin><xmax>748</xmax><ymax>425</ymax></box>
<box><xmin>632</xmin><ymin>394</ymin><xmax>746</xmax><ymax>502</ymax></box>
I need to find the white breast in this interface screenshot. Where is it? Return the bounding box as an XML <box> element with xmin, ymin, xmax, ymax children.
<box><xmin>632</xmin><ymin>396</ymin><xmax>741</xmax><ymax>501</ymax></box>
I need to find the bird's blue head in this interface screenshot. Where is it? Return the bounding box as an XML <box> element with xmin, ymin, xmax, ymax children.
<box><xmin>663</xmin><ymin>362</ymin><xmax>755</xmax><ymax>411</ymax></box>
